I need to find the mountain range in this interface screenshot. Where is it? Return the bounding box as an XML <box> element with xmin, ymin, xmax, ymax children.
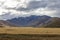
<box><xmin>0</xmin><ymin>15</ymin><xmax>60</xmax><ymax>28</ymax></box>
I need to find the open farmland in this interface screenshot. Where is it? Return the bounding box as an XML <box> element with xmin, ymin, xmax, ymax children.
<box><xmin>0</xmin><ymin>27</ymin><xmax>60</xmax><ymax>40</ymax></box>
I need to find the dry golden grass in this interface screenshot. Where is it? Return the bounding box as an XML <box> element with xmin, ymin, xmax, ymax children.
<box><xmin>0</xmin><ymin>27</ymin><xmax>60</xmax><ymax>40</ymax></box>
<box><xmin>0</xmin><ymin>27</ymin><xmax>60</xmax><ymax>34</ymax></box>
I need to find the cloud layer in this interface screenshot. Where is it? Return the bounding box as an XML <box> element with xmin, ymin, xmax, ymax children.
<box><xmin>0</xmin><ymin>0</ymin><xmax>60</xmax><ymax>20</ymax></box>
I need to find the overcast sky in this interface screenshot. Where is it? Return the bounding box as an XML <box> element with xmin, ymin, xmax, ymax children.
<box><xmin>0</xmin><ymin>0</ymin><xmax>60</xmax><ymax>20</ymax></box>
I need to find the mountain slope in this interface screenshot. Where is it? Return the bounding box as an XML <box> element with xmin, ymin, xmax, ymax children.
<box><xmin>7</xmin><ymin>15</ymin><xmax>51</xmax><ymax>27</ymax></box>
<box><xmin>0</xmin><ymin>20</ymin><xmax>18</xmax><ymax>27</ymax></box>
<box><xmin>0</xmin><ymin>15</ymin><xmax>60</xmax><ymax>28</ymax></box>
<box><xmin>43</xmin><ymin>17</ymin><xmax>60</xmax><ymax>28</ymax></box>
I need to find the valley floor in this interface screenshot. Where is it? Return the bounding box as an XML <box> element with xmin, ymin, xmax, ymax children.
<box><xmin>0</xmin><ymin>27</ymin><xmax>60</xmax><ymax>40</ymax></box>
<box><xmin>0</xmin><ymin>27</ymin><xmax>60</xmax><ymax>34</ymax></box>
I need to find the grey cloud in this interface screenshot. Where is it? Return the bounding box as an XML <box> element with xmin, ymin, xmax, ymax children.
<box><xmin>3</xmin><ymin>0</ymin><xmax>60</xmax><ymax>18</ymax></box>
<box><xmin>47</xmin><ymin>0</ymin><xmax>60</xmax><ymax>17</ymax></box>
<box><xmin>46</xmin><ymin>0</ymin><xmax>60</xmax><ymax>10</ymax></box>
<box><xmin>27</xmin><ymin>1</ymin><xmax>47</xmax><ymax>9</ymax></box>
<box><xmin>16</xmin><ymin>1</ymin><xmax>48</xmax><ymax>11</ymax></box>
<box><xmin>52</xmin><ymin>14</ymin><xmax>60</xmax><ymax>17</ymax></box>
<box><xmin>6</xmin><ymin>0</ymin><xmax>60</xmax><ymax>11</ymax></box>
<box><xmin>0</xmin><ymin>12</ymin><xmax>18</xmax><ymax>20</ymax></box>
<box><xmin>54</xmin><ymin>11</ymin><xmax>60</xmax><ymax>17</ymax></box>
<box><xmin>16</xmin><ymin>0</ymin><xmax>60</xmax><ymax>11</ymax></box>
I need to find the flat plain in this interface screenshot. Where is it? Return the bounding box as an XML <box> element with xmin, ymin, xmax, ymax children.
<box><xmin>0</xmin><ymin>27</ymin><xmax>60</xmax><ymax>34</ymax></box>
<box><xmin>0</xmin><ymin>27</ymin><xmax>60</xmax><ymax>40</ymax></box>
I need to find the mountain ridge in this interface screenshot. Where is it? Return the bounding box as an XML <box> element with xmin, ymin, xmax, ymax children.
<box><xmin>7</xmin><ymin>15</ymin><xmax>51</xmax><ymax>27</ymax></box>
<box><xmin>0</xmin><ymin>15</ymin><xmax>60</xmax><ymax>28</ymax></box>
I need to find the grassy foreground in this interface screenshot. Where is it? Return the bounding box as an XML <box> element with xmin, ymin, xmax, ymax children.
<box><xmin>0</xmin><ymin>34</ymin><xmax>60</xmax><ymax>40</ymax></box>
<box><xmin>0</xmin><ymin>27</ymin><xmax>60</xmax><ymax>34</ymax></box>
<box><xmin>0</xmin><ymin>27</ymin><xmax>60</xmax><ymax>40</ymax></box>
